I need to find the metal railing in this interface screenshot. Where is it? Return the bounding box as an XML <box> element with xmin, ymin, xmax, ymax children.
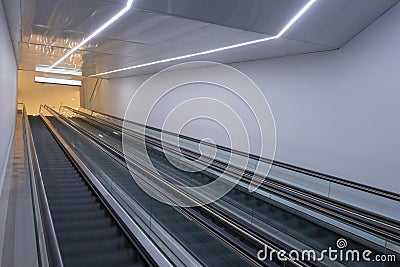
<box><xmin>46</xmin><ymin>105</ymin><xmax>312</xmax><ymax>267</ymax></box>
<box><xmin>65</xmin><ymin>106</ymin><xmax>400</xmax><ymax>202</ymax></box>
<box><xmin>19</xmin><ymin>103</ymin><xmax>63</xmax><ymax>267</ymax></box>
<box><xmin>51</xmin><ymin>105</ymin><xmax>400</xmax><ymax>264</ymax></box>
<box><xmin>50</xmin><ymin>105</ymin><xmax>400</xmax><ymax>265</ymax></box>
<box><xmin>57</xmin><ymin>106</ymin><xmax>400</xmax><ymax>246</ymax></box>
<box><xmin>40</xmin><ymin>105</ymin><xmax>174</xmax><ymax>267</ymax></box>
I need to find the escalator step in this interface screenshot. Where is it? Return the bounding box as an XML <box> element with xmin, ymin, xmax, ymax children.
<box><xmin>57</xmin><ymin>226</ymin><xmax>120</xmax><ymax>243</ymax></box>
<box><xmin>61</xmin><ymin>235</ymin><xmax>126</xmax><ymax>256</ymax></box>
<box><xmin>54</xmin><ymin>217</ymin><xmax>113</xmax><ymax>232</ymax></box>
<box><xmin>52</xmin><ymin>209</ymin><xmax>107</xmax><ymax>222</ymax></box>
<box><xmin>46</xmin><ymin>190</ymin><xmax>93</xmax><ymax>199</ymax></box>
<box><xmin>49</xmin><ymin>196</ymin><xmax>98</xmax><ymax>206</ymax></box>
<box><xmin>30</xmin><ymin>115</ymin><xmax>149</xmax><ymax>266</ymax></box>
<box><xmin>62</xmin><ymin>249</ymin><xmax>138</xmax><ymax>267</ymax></box>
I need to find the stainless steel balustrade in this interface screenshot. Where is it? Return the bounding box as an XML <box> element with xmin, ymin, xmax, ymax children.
<box><xmin>42</xmin><ymin>105</ymin><xmax>277</xmax><ymax>267</ymax></box>
<box><xmin>58</xmin><ymin>105</ymin><xmax>400</xmax><ymax>267</ymax></box>
<box><xmin>20</xmin><ymin>103</ymin><xmax>63</xmax><ymax>267</ymax></box>
<box><xmin>61</xmin><ymin>106</ymin><xmax>400</xmax><ymax>236</ymax></box>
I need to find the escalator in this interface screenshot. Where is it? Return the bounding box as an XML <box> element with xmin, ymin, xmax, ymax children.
<box><xmin>29</xmin><ymin>116</ymin><xmax>152</xmax><ymax>267</ymax></box>
<box><xmin>69</xmin><ymin>112</ymin><xmax>393</xmax><ymax>249</ymax></box>
<box><xmin>57</xmin><ymin>106</ymin><xmax>400</xmax><ymax>267</ymax></box>
<box><xmin>44</xmin><ymin>115</ymin><xmax>265</xmax><ymax>267</ymax></box>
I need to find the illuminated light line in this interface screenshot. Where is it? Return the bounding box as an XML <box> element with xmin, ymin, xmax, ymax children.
<box><xmin>92</xmin><ymin>36</ymin><xmax>278</xmax><ymax>76</ymax></box>
<box><xmin>276</xmin><ymin>0</ymin><xmax>318</xmax><ymax>38</ymax></box>
<box><xmin>35</xmin><ymin>76</ymin><xmax>82</xmax><ymax>86</ymax></box>
<box><xmin>91</xmin><ymin>0</ymin><xmax>317</xmax><ymax>77</ymax></box>
<box><xmin>46</xmin><ymin>0</ymin><xmax>135</xmax><ymax>72</ymax></box>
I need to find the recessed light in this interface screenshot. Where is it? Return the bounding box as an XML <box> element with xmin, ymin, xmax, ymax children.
<box><xmin>35</xmin><ymin>76</ymin><xmax>82</xmax><ymax>86</ymax></box>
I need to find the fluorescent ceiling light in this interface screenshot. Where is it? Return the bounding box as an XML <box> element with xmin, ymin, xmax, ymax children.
<box><xmin>91</xmin><ymin>0</ymin><xmax>317</xmax><ymax>77</ymax></box>
<box><xmin>36</xmin><ymin>65</ymin><xmax>82</xmax><ymax>76</ymax></box>
<box><xmin>45</xmin><ymin>0</ymin><xmax>135</xmax><ymax>72</ymax></box>
<box><xmin>42</xmin><ymin>73</ymin><xmax>73</xmax><ymax>79</ymax></box>
<box><xmin>35</xmin><ymin>76</ymin><xmax>82</xmax><ymax>86</ymax></box>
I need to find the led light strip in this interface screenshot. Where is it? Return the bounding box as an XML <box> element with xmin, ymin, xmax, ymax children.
<box><xmin>91</xmin><ymin>0</ymin><xmax>318</xmax><ymax>77</ymax></box>
<box><xmin>35</xmin><ymin>76</ymin><xmax>82</xmax><ymax>86</ymax></box>
<box><xmin>45</xmin><ymin>0</ymin><xmax>135</xmax><ymax>72</ymax></box>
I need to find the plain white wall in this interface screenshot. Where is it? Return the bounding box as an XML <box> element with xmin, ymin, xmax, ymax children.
<box><xmin>230</xmin><ymin>4</ymin><xmax>400</xmax><ymax>192</ymax></box>
<box><xmin>0</xmin><ymin>1</ymin><xmax>17</xmax><ymax>191</ymax></box>
<box><xmin>88</xmin><ymin>3</ymin><xmax>400</xmax><ymax>193</ymax></box>
<box><xmin>90</xmin><ymin>75</ymin><xmax>150</xmax><ymax>116</ymax></box>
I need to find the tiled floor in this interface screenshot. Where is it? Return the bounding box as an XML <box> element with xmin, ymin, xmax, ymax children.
<box><xmin>0</xmin><ymin>113</ymin><xmax>38</xmax><ymax>266</ymax></box>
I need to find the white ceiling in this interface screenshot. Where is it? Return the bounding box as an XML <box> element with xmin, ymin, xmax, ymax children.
<box><xmin>3</xmin><ymin>0</ymin><xmax>399</xmax><ymax>78</ymax></box>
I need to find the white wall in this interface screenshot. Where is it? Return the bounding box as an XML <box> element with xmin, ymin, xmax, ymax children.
<box><xmin>0</xmin><ymin>0</ymin><xmax>17</xmax><ymax>191</ymax></box>
<box><xmin>87</xmin><ymin>3</ymin><xmax>400</xmax><ymax>193</ymax></box>
<box><xmin>89</xmin><ymin>75</ymin><xmax>150</xmax><ymax>116</ymax></box>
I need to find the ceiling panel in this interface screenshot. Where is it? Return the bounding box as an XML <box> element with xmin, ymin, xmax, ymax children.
<box><xmin>283</xmin><ymin>0</ymin><xmax>400</xmax><ymax>47</ymax></box>
<box><xmin>23</xmin><ymin>25</ymin><xmax>87</xmax><ymax>48</ymax></box>
<box><xmin>101</xmin><ymin>23</ymin><xmax>272</xmax><ymax>67</ymax></box>
<box><xmin>13</xmin><ymin>0</ymin><xmax>400</xmax><ymax>77</ymax></box>
<box><xmin>85</xmin><ymin>39</ymin><xmax>147</xmax><ymax>56</ymax></box>
<box><xmin>133</xmin><ymin>0</ymin><xmax>310</xmax><ymax>36</ymax></box>
<box><xmin>95</xmin><ymin>37</ymin><xmax>333</xmax><ymax>78</ymax></box>
<box><xmin>105</xmin><ymin>10</ymin><xmax>209</xmax><ymax>45</ymax></box>
<box><xmin>161</xmin><ymin>24</ymin><xmax>268</xmax><ymax>49</ymax></box>
<box><xmin>18</xmin><ymin>42</ymin><xmax>84</xmax><ymax>70</ymax></box>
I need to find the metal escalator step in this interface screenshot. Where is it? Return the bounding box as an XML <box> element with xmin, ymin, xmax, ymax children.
<box><xmin>54</xmin><ymin>217</ymin><xmax>113</xmax><ymax>232</ymax></box>
<box><xmin>44</xmin><ymin>178</ymin><xmax>86</xmax><ymax>183</ymax></box>
<box><xmin>50</xmin><ymin>202</ymin><xmax>102</xmax><ymax>213</ymax></box>
<box><xmin>47</xmin><ymin>189</ymin><xmax>92</xmax><ymax>196</ymax></box>
<box><xmin>45</xmin><ymin>178</ymin><xmax>84</xmax><ymax>183</ymax></box>
<box><xmin>60</xmin><ymin>235</ymin><xmax>127</xmax><ymax>256</ymax></box>
<box><xmin>49</xmin><ymin>196</ymin><xmax>98</xmax><ymax>206</ymax></box>
<box><xmin>46</xmin><ymin>184</ymin><xmax>90</xmax><ymax>191</ymax></box>
<box><xmin>62</xmin><ymin>249</ymin><xmax>137</xmax><ymax>267</ymax></box>
<box><xmin>46</xmin><ymin>181</ymin><xmax>86</xmax><ymax>190</ymax></box>
<box><xmin>57</xmin><ymin>226</ymin><xmax>120</xmax><ymax>243</ymax></box>
<box><xmin>52</xmin><ymin>209</ymin><xmax>107</xmax><ymax>222</ymax></box>
<box><xmin>42</xmin><ymin>171</ymin><xmax>80</xmax><ymax>177</ymax></box>
<box><xmin>47</xmin><ymin>191</ymin><xmax>93</xmax><ymax>199</ymax></box>
<box><xmin>29</xmin><ymin>114</ymin><xmax>149</xmax><ymax>265</ymax></box>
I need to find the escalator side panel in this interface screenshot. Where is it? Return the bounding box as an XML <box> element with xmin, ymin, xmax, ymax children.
<box><xmin>29</xmin><ymin>116</ymin><xmax>148</xmax><ymax>267</ymax></box>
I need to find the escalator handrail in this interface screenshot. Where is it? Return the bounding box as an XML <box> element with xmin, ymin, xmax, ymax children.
<box><xmin>39</xmin><ymin>111</ymin><xmax>174</xmax><ymax>267</ymax></box>
<box><xmin>49</xmin><ymin>106</ymin><xmax>310</xmax><ymax>267</ymax></box>
<box><xmin>55</xmin><ymin>105</ymin><xmax>400</xmax><ymax>267</ymax></box>
<box><xmin>22</xmin><ymin>105</ymin><xmax>64</xmax><ymax>267</ymax></box>
<box><xmin>72</xmin><ymin>106</ymin><xmax>400</xmax><ymax>202</ymax></box>
<box><xmin>58</xmin><ymin>106</ymin><xmax>400</xmax><ymax>243</ymax></box>
<box><xmin>132</xmin><ymin>132</ymin><xmax>400</xmax><ymax>236</ymax></box>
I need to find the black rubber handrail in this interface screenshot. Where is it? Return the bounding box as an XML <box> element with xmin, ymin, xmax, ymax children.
<box><xmin>74</xmin><ymin>106</ymin><xmax>400</xmax><ymax>201</ymax></box>
<box><xmin>40</xmin><ymin>106</ymin><xmax>172</xmax><ymax>267</ymax></box>
<box><xmin>22</xmin><ymin>103</ymin><xmax>64</xmax><ymax>267</ymax></box>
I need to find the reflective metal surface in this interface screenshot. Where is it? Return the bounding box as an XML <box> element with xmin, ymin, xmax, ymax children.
<box><xmin>133</xmin><ymin>0</ymin><xmax>309</xmax><ymax>35</ymax></box>
<box><xmin>13</xmin><ymin>0</ymin><xmax>400</xmax><ymax>77</ymax></box>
